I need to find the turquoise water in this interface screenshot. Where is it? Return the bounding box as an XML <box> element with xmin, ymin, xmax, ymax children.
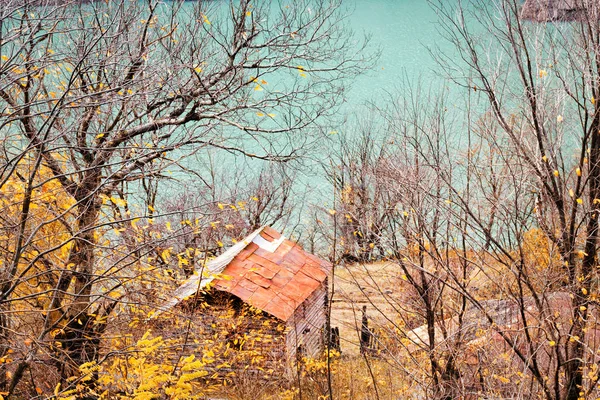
<box><xmin>344</xmin><ymin>0</ymin><xmax>446</xmax><ymax>108</ymax></box>
<box><xmin>160</xmin><ymin>0</ymin><xmax>468</xmax><ymax>213</ymax></box>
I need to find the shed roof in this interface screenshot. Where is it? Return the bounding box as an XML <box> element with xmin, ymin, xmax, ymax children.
<box><xmin>521</xmin><ymin>0</ymin><xmax>596</xmax><ymax>21</ymax></box>
<box><xmin>155</xmin><ymin>226</ymin><xmax>331</xmax><ymax>321</ymax></box>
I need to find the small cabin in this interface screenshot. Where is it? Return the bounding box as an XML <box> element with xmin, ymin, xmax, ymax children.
<box><xmin>521</xmin><ymin>0</ymin><xmax>594</xmax><ymax>22</ymax></box>
<box><xmin>154</xmin><ymin>226</ymin><xmax>331</xmax><ymax>379</ymax></box>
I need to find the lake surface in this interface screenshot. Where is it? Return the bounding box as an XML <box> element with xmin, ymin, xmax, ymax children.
<box><xmin>343</xmin><ymin>0</ymin><xmax>447</xmax><ymax>108</ymax></box>
<box><xmin>164</xmin><ymin>0</ymin><xmax>471</xmax><ymax>219</ymax></box>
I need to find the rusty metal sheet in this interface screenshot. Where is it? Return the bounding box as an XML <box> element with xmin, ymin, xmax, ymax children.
<box><xmin>282</xmin><ymin>247</ymin><xmax>308</xmax><ymax>270</ymax></box>
<box><xmin>252</xmin><ymin>264</ymin><xmax>278</xmax><ymax>280</ymax></box>
<box><xmin>281</xmin><ymin>277</ymin><xmax>319</xmax><ymax>304</ymax></box>
<box><xmin>263</xmin><ymin>294</ymin><xmax>297</xmax><ymax>321</ymax></box>
<box><xmin>271</xmin><ymin>268</ymin><xmax>294</xmax><ymax>288</ymax></box>
<box><xmin>238</xmin><ymin>278</ymin><xmax>260</xmax><ymax>292</ymax></box>
<box><xmin>247</xmin><ymin>286</ymin><xmax>276</xmax><ymax>310</ymax></box>
<box><xmin>298</xmin><ymin>261</ymin><xmax>328</xmax><ymax>282</ymax></box>
<box><xmin>247</xmin><ymin>271</ymin><xmax>272</xmax><ymax>289</ymax></box>
<box><xmin>305</xmin><ymin>252</ymin><xmax>333</xmax><ymax>269</ymax></box>
<box><xmin>254</xmin><ymin>246</ymin><xmax>285</xmax><ymax>264</ymax></box>
<box><xmin>262</xmin><ymin>226</ymin><xmax>282</xmax><ymax>239</ymax></box>
<box><xmin>236</xmin><ymin>242</ymin><xmax>259</xmax><ymax>261</ymax></box>
<box><xmin>247</xmin><ymin>254</ymin><xmax>281</xmax><ymax>274</ymax></box>
<box><xmin>228</xmin><ymin>283</ymin><xmax>255</xmax><ymax>302</ymax></box>
<box><xmin>207</xmin><ymin>226</ymin><xmax>330</xmax><ymax>321</ymax></box>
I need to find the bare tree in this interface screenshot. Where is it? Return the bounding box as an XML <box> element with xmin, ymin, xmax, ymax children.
<box><xmin>0</xmin><ymin>0</ymin><xmax>369</xmax><ymax>395</ymax></box>
<box><xmin>324</xmin><ymin>1</ymin><xmax>600</xmax><ymax>398</ymax></box>
<box><xmin>430</xmin><ymin>0</ymin><xmax>600</xmax><ymax>398</ymax></box>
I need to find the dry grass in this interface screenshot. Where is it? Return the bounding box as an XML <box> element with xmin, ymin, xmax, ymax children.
<box><xmin>331</xmin><ymin>261</ymin><xmax>410</xmax><ymax>355</ymax></box>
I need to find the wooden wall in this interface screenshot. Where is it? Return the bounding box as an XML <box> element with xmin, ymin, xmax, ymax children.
<box><xmin>285</xmin><ymin>281</ymin><xmax>328</xmax><ymax>367</ymax></box>
<box><xmin>157</xmin><ymin>291</ymin><xmax>289</xmax><ymax>382</ymax></box>
<box><xmin>155</xmin><ymin>283</ymin><xmax>330</xmax><ymax>382</ymax></box>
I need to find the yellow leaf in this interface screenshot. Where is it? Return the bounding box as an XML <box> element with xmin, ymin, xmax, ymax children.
<box><xmin>328</xmin><ymin>209</ymin><xmax>336</xmax><ymax>215</ymax></box>
<box><xmin>577</xmin><ymin>198</ymin><xmax>583</xmax><ymax>204</ymax></box>
<box><xmin>166</xmin><ymin>221</ymin><xmax>172</xmax><ymax>231</ymax></box>
<box><xmin>553</xmin><ymin>170</ymin><xmax>559</xmax><ymax>177</ymax></box>
<box><xmin>194</xmin><ymin>66</ymin><xmax>202</xmax><ymax>73</ymax></box>
<box><xmin>1</xmin><ymin>55</ymin><xmax>7</xmax><ymax>61</ymax></box>
<box><xmin>569</xmin><ymin>189</ymin><xmax>575</xmax><ymax>197</ymax></box>
<box><xmin>557</xmin><ymin>115</ymin><xmax>564</xmax><ymax>123</ymax></box>
<box><xmin>110</xmin><ymin>196</ymin><xmax>126</xmax><ymax>207</ymax></box>
<box><xmin>256</xmin><ymin>112</ymin><xmax>265</xmax><ymax>117</ymax></box>
<box><xmin>549</xmin><ymin>340</ymin><xmax>556</xmax><ymax>347</ymax></box>
<box><xmin>582</xmin><ymin>287</ymin><xmax>588</xmax><ymax>295</ymax></box>
<box><xmin>254</xmin><ymin>85</ymin><xmax>263</xmax><ymax>91</ymax></box>
<box><xmin>577</xmin><ymin>167</ymin><xmax>582</xmax><ymax>176</ymax></box>
<box><xmin>218</xmin><ymin>203</ymin><xmax>224</xmax><ymax>210</ymax></box>
<box><xmin>217</xmin><ymin>240</ymin><xmax>224</xmax><ymax>247</ymax></box>
<box><xmin>148</xmin><ymin>204</ymin><xmax>155</xmax><ymax>212</ymax></box>
<box><xmin>246</xmin><ymin>11</ymin><xmax>252</xmax><ymax>16</ymax></box>
<box><xmin>538</xmin><ymin>69</ymin><xmax>548</xmax><ymax>78</ymax></box>
<box><xmin>267</xmin><ymin>113</ymin><xmax>276</xmax><ymax>117</ymax></box>
<box><xmin>580</xmin><ymin>306</ymin><xmax>587</xmax><ymax>311</ymax></box>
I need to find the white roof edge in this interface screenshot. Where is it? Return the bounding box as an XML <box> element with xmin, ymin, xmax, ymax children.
<box><xmin>150</xmin><ymin>225</ymin><xmax>267</xmax><ymax>319</ymax></box>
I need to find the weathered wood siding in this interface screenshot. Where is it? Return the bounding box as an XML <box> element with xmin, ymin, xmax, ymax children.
<box><xmin>285</xmin><ymin>281</ymin><xmax>328</xmax><ymax>366</ymax></box>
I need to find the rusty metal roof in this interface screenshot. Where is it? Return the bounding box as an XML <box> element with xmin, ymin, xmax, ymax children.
<box><xmin>212</xmin><ymin>226</ymin><xmax>330</xmax><ymax>321</ymax></box>
<box><xmin>154</xmin><ymin>226</ymin><xmax>331</xmax><ymax>322</ymax></box>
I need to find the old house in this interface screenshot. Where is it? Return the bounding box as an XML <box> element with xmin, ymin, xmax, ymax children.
<box><xmin>154</xmin><ymin>226</ymin><xmax>332</xmax><ymax>379</ymax></box>
<box><xmin>521</xmin><ymin>0</ymin><xmax>597</xmax><ymax>22</ymax></box>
